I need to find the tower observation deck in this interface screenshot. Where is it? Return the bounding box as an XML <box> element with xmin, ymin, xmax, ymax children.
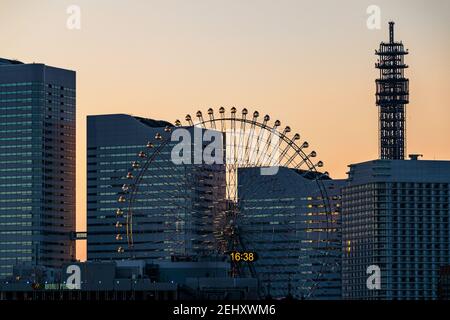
<box><xmin>375</xmin><ymin>21</ymin><xmax>409</xmax><ymax>160</ymax></box>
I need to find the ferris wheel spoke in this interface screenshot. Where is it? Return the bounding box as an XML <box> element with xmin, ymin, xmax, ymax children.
<box><xmin>132</xmin><ymin>202</ymin><xmax>213</xmax><ymax>255</ymax></box>
<box><xmin>236</xmin><ymin>109</ymin><xmax>247</xmax><ymax>166</ymax></box>
<box><xmin>276</xmin><ymin>139</ymin><xmax>296</xmax><ymax>165</ymax></box>
<box><xmin>238</xmin><ymin>176</ymin><xmax>280</xmax><ymax>204</ymax></box>
<box><xmin>251</xmin><ymin>119</ymin><xmax>268</xmax><ymax>166</ymax></box>
<box><xmin>282</xmin><ymin>147</ymin><xmax>307</xmax><ymax>169</ymax></box>
<box><xmin>141</xmin><ymin>169</ymin><xmax>192</xmax><ymax>209</ymax></box>
<box><xmin>268</xmin><ymin>133</ymin><xmax>296</xmax><ymax>169</ymax></box>
<box><xmin>236</xmin><ymin>162</ymin><xmax>325</xmax><ymax>296</ymax></box>
<box><xmin>254</xmin><ymin>126</ymin><xmax>283</xmax><ymax>167</ymax></box>
<box><xmin>117</xmin><ymin>107</ymin><xmax>333</xmax><ymax>299</ymax></box>
<box><xmin>242</xmin><ymin>113</ymin><xmax>258</xmax><ymax>167</ymax></box>
<box><xmin>141</xmin><ymin>160</ymin><xmax>225</xmax><ymax>218</ymax></box>
<box><xmin>256</xmin><ymin>118</ymin><xmax>281</xmax><ymax>166</ymax></box>
<box><xmin>261</xmin><ymin>134</ymin><xmax>282</xmax><ymax>167</ymax></box>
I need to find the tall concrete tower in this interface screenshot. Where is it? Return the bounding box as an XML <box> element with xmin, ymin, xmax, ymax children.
<box><xmin>375</xmin><ymin>22</ymin><xmax>409</xmax><ymax>160</ymax></box>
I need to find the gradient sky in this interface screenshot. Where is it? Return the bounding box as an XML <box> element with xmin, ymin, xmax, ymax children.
<box><xmin>1</xmin><ymin>0</ymin><xmax>449</xmax><ymax>261</ymax></box>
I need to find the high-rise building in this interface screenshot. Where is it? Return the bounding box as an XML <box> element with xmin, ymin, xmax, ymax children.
<box><xmin>375</xmin><ymin>22</ymin><xmax>409</xmax><ymax>160</ymax></box>
<box><xmin>0</xmin><ymin>58</ymin><xmax>76</xmax><ymax>278</ymax></box>
<box><xmin>341</xmin><ymin>158</ymin><xmax>450</xmax><ymax>299</ymax></box>
<box><xmin>87</xmin><ymin>114</ymin><xmax>225</xmax><ymax>261</ymax></box>
<box><xmin>238</xmin><ymin>167</ymin><xmax>344</xmax><ymax>299</ymax></box>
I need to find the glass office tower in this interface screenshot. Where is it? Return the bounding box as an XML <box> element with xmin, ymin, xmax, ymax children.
<box><xmin>87</xmin><ymin>114</ymin><xmax>225</xmax><ymax>261</ymax></box>
<box><xmin>342</xmin><ymin>158</ymin><xmax>450</xmax><ymax>299</ymax></box>
<box><xmin>0</xmin><ymin>58</ymin><xmax>76</xmax><ymax>278</ymax></box>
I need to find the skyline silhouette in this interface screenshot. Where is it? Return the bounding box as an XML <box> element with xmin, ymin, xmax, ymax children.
<box><xmin>1</xmin><ymin>0</ymin><xmax>449</xmax><ymax>261</ymax></box>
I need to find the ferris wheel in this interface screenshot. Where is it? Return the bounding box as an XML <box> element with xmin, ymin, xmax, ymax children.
<box><xmin>115</xmin><ymin>107</ymin><xmax>335</xmax><ymax>299</ymax></box>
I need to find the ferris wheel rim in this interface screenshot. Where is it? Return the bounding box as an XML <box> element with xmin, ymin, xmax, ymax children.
<box><xmin>189</xmin><ymin>117</ymin><xmax>317</xmax><ymax>169</ymax></box>
<box><xmin>116</xmin><ymin>107</ymin><xmax>335</xmax><ymax>299</ymax></box>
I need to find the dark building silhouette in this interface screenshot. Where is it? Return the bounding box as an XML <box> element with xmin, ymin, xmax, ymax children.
<box><xmin>0</xmin><ymin>58</ymin><xmax>76</xmax><ymax>278</ymax></box>
<box><xmin>238</xmin><ymin>167</ymin><xmax>344</xmax><ymax>300</ymax></box>
<box><xmin>438</xmin><ymin>266</ymin><xmax>450</xmax><ymax>300</ymax></box>
<box><xmin>375</xmin><ymin>22</ymin><xmax>409</xmax><ymax>160</ymax></box>
<box><xmin>0</xmin><ymin>260</ymin><xmax>258</xmax><ymax>301</ymax></box>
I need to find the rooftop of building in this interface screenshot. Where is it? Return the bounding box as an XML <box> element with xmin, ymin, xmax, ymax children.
<box><xmin>87</xmin><ymin>114</ymin><xmax>173</xmax><ymax>128</ymax></box>
<box><xmin>0</xmin><ymin>57</ymin><xmax>24</xmax><ymax>65</ymax></box>
<box><xmin>0</xmin><ymin>57</ymin><xmax>75</xmax><ymax>75</ymax></box>
<box><xmin>346</xmin><ymin>157</ymin><xmax>450</xmax><ymax>184</ymax></box>
<box><xmin>134</xmin><ymin>116</ymin><xmax>174</xmax><ymax>128</ymax></box>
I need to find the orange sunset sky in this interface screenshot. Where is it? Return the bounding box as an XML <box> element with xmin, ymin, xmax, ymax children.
<box><xmin>1</xmin><ymin>0</ymin><xmax>449</xmax><ymax>261</ymax></box>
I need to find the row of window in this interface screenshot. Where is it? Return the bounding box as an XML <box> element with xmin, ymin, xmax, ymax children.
<box><xmin>0</xmin><ymin>81</ymin><xmax>74</xmax><ymax>91</ymax></box>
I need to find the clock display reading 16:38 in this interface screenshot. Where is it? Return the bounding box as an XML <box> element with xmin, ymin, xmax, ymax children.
<box><xmin>230</xmin><ymin>252</ymin><xmax>258</xmax><ymax>262</ymax></box>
